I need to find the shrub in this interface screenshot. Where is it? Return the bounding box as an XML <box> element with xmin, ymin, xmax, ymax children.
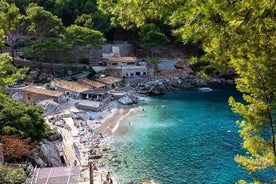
<box><xmin>0</xmin><ymin>165</ymin><xmax>26</xmax><ymax>184</ymax></box>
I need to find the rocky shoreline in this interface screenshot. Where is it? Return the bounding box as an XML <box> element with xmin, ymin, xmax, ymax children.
<box><xmin>28</xmin><ymin>73</ymin><xmax>234</xmax><ymax>183</ymax></box>
<box><xmin>125</xmin><ymin>73</ymin><xmax>233</xmax><ymax>96</ymax></box>
<box><xmin>137</xmin><ymin>75</ymin><xmax>206</xmax><ymax>95</ymax></box>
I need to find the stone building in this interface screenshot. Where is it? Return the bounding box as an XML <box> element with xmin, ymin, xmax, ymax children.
<box><xmin>95</xmin><ymin>76</ymin><xmax>122</xmax><ymax>89</ymax></box>
<box><xmin>77</xmin><ymin>78</ymin><xmax>106</xmax><ymax>89</ymax></box>
<box><xmin>78</xmin><ymin>78</ymin><xmax>108</xmax><ymax>101</ymax></box>
<box><xmin>20</xmin><ymin>86</ymin><xmax>66</xmax><ymax>104</ymax></box>
<box><xmin>105</xmin><ymin>57</ymin><xmax>148</xmax><ymax>78</ymax></box>
<box><xmin>53</xmin><ymin>79</ymin><xmax>91</xmax><ymax>99</ymax></box>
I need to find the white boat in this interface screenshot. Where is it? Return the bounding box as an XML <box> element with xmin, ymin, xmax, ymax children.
<box><xmin>198</xmin><ymin>87</ymin><xmax>213</xmax><ymax>92</ymax></box>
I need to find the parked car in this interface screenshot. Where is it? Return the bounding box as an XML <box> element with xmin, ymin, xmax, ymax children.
<box><xmin>8</xmin><ymin>83</ymin><xmax>25</xmax><ymax>88</ymax></box>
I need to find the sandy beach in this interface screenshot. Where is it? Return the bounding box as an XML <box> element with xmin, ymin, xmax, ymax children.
<box><xmin>95</xmin><ymin>108</ymin><xmax>133</xmax><ymax>136</ymax></box>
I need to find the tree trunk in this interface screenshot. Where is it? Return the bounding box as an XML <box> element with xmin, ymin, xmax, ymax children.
<box><xmin>268</xmin><ymin>107</ymin><xmax>276</xmax><ymax>159</ymax></box>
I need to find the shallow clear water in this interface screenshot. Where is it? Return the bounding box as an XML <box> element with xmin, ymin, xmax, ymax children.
<box><xmin>108</xmin><ymin>85</ymin><xmax>275</xmax><ymax>183</ymax></box>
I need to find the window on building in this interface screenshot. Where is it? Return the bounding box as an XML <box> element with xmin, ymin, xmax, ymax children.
<box><xmin>136</xmin><ymin>72</ymin><xmax>141</xmax><ymax>76</ymax></box>
<box><xmin>143</xmin><ymin>72</ymin><xmax>147</xmax><ymax>75</ymax></box>
<box><xmin>27</xmin><ymin>94</ymin><xmax>31</xmax><ymax>100</ymax></box>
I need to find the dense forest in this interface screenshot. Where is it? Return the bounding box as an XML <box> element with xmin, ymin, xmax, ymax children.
<box><xmin>0</xmin><ymin>0</ymin><xmax>275</xmax><ymax>183</ymax></box>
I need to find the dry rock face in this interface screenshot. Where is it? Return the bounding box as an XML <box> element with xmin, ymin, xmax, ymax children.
<box><xmin>30</xmin><ymin>139</ymin><xmax>63</xmax><ymax>167</ymax></box>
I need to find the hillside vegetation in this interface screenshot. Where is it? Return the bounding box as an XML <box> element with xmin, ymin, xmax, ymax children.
<box><xmin>1</xmin><ymin>0</ymin><xmax>275</xmax><ymax>183</ymax></box>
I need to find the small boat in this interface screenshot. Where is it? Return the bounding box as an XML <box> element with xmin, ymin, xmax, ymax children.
<box><xmin>198</xmin><ymin>87</ymin><xmax>213</xmax><ymax>92</ymax></box>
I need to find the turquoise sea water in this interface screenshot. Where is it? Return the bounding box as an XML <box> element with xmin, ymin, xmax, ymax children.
<box><xmin>109</xmin><ymin>85</ymin><xmax>275</xmax><ymax>183</ymax></box>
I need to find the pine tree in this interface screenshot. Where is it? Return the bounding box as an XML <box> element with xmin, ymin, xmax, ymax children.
<box><xmin>98</xmin><ymin>0</ymin><xmax>276</xmax><ymax>182</ymax></box>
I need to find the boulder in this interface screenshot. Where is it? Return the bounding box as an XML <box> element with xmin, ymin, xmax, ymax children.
<box><xmin>137</xmin><ymin>73</ymin><xmax>211</xmax><ymax>95</ymax></box>
<box><xmin>32</xmin><ymin>139</ymin><xmax>63</xmax><ymax>167</ymax></box>
<box><xmin>128</xmin><ymin>93</ymin><xmax>139</xmax><ymax>103</ymax></box>
<box><xmin>30</xmin><ymin>155</ymin><xmax>47</xmax><ymax>167</ymax></box>
<box><xmin>138</xmin><ymin>80</ymin><xmax>166</xmax><ymax>95</ymax></box>
<box><xmin>118</xmin><ymin>95</ymin><xmax>135</xmax><ymax>105</ymax></box>
<box><xmin>195</xmin><ymin>78</ymin><xmax>208</xmax><ymax>87</ymax></box>
<box><xmin>148</xmin><ymin>85</ymin><xmax>165</xmax><ymax>95</ymax></box>
<box><xmin>41</xmin><ymin>100</ymin><xmax>61</xmax><ymax>115</ymax></box>
<box><xmin>47</xmin><ymin>134</ymin><xmax>62</xmax><ymax>142</ymax></box>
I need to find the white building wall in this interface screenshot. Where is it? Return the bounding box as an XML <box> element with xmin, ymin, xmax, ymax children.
<box><xmin>121</xmin><ymin>67</ymin><xmax>147</xmax><ymax>78</ymax></box>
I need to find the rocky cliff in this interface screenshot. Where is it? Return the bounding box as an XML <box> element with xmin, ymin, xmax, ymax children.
<box><xmin>30</xmin><ymin>137</ymin><xmax>63</xmax><ymax>167</ymax></box>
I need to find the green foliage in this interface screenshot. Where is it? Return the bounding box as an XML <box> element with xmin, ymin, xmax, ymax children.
<box><xmin>91</xmin><ymin>11</ymin><xmax>112</xmax><ymax>33</ymax></box>
<box><xmin>188</xmin><ymin>56</ymin><xmax>211</xmax><ymax>74</ymax></box>
<box><xmin>52</xmin><ymin>0</ymin><xmax>97</xmax><ymax>26</ymax></box>
<box><xmin>0</xmin><ymin>29</ymin><xmax>4</xmax><ymax>48</ymax></box>
<box><xmin>22</xmin><ymin>38</ymin><xmax>71</xmax><ymax>63</ymax></box>
<box><xmin>74</xmin><ymin>14</ymin><xmax>94</xmax><ymax>29</ymax></box>
<box><xmin>0</xmin><ymin>53</ymin><xmax>27</xmax><ymax>88</ymax></box>
<box><xmin>0</xmin><ymin>0</ymin><xmax>35</xmax><ymax>59</ymax></box>
<box><xmin>0</xmin><ymin>165</ymin><xmax>26</xmax><ymax>184</ymax></box>
<box><xmin>0</xmin><ymin>47</ymin><xmax>45</xmax><ymax>143</ymax></box>
<box><xmin>138</xmin><ymin>23</ymin><xmax>169</xmax><ymax>48</ymax></box>
<box><xmin>0</xmin><ymin>1</ymin><xmax>275</xmax><ymax>182</ymax></box>
<box><xmin>44</xmin><ymin>123</ymin><xmax>58</xmax><ymax>137</ymax></box>
<box><xmin>5</xmin><ymin>0</ymin><xmax>31</xmax><ymax>14</ymax></box>
<box><xmin>146</xmin><ymin>57</ymin><xmax>159</xmax><ymax>65</ymax></box>
<box><xmin>33</xmin><ymin>0</ymin><xmax>111</xmax><ymax>32</ymax></box>
<box><xmin>172</xmin><ymin>0</ymin><xmax>276</xmax><ymax>180</ymax></box>
<box><xmin>169</xmin><ymin>1</ymin><xmax>234</xmax><ymax>73</ymax></box>
<box><xmin>65</xmin><ymin>24</ymin><xmax>105</xmax><ymax>48</ymax></box>
<box><xmin>0</xmin><ymin>93</ymin><xmax>46</xmax><ymax>141</ymax></box>
<box><xmin>24</xmin><ymin>3</ymin><xmax>65</xmax><ymax>39</ymax></box>
<box><xmin>227</xmin><ymin>1</ymin><xmax>276</xmax><ymax>178</ymax></box>
<box><xmin>97</xmin><ymin>0</ymin><xmax>180</xmax><ymax>29</ymax></box>
<box><xmin>100</xmin><ymin>0</ymin><xmax>276</xmax><ymax>182</ymax></box>
<box><xmin>0</xmin><ymin>0</ymin><xmax>20</xmax><ymax>33</ymax></box>
<box><xmin>0</xmin><ymin>0</ymin><xmax>21</xmax><ymax>51</ymax></box>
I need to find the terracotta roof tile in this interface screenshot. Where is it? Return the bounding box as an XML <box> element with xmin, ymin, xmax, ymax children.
<box><xmin>78</xmin><ymin>78</ymin><xmax>106</xmax><ymax>88</ymax></box>
<box><xmin>22</xmin><ymin>86</ymin><xmax>63</xmax><ymax>97</ymax></box>
<box><xmin>54</xmin><ymin>79</ymin><xmax>91</xmax><ymax>93</ymax></box>
<box><xmin>106</xmin><ymin>57</ymin><xmax>136</xmax><ymax>63</ymax></box>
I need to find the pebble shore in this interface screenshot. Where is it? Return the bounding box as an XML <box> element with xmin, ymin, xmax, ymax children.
<box><xmin>45</xmin><ymin>98</ymin><xmax>136</xmax><ymax>184</ymax></box>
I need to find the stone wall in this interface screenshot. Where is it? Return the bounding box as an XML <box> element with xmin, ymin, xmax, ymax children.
<box><xmin>121</xmin><ymin>67</ymin><xmax>147</xmax><ymax>78</ymax></box>
<box><xmin>22</xmin><ymin>92</ymin><xmax>62</xmax><ymax>104</ymax></box>
<box><xmin>105</xmin><ymin>68</ymin><xmax>122</xmax><ymax>78</ymax></box>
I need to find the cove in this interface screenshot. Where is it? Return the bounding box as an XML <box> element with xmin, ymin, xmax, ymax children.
<box><xmin>108</xmin><ymin>85</ymin><xmax>274</xmax><ymax>183</ymax></box>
